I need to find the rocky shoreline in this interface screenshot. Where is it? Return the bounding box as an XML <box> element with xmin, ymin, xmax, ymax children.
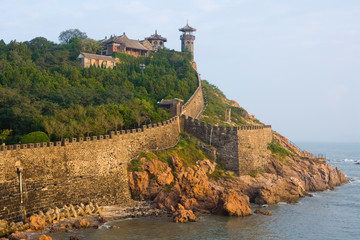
<box><xmin>0</xmin><ymin>201</ymin><xmax>168</xmax><ymax>240</ymax></box>
<box><xmin>0</xmin><ymin>133</ymin><xmax>349</xmax><ymax>239</ymax></box>
<box><xmin>128</xmin><ymin>133</ymin><xmax>348</xmax><ymax>221</ymax></box>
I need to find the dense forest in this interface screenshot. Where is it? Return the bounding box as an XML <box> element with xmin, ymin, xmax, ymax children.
<box><xmin>0</xmin><ymin>31</ymin><xmax>197</xmax><ymax>144</ymax></box>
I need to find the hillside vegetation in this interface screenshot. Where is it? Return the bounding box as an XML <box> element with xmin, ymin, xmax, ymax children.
<box><xmin>201</xmin><ymin>80</ymin><xmax>262</xmax><ymax>127</ymax></box>
<box><xmin>0</xmin><ymin>37</ymin><xmax>197</xmax><ymax>143</ymax></box>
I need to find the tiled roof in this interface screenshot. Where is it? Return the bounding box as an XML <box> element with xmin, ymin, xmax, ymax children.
<box><xmin>102</xmin><ymin>34</ymin><xmax>149</xmax><ymax>51</ymax></box>
<box><xmin>78</xmin><ymin>53</ymin><xmax>119</xmax><ymax>61</ymax></box>
<box><xmin>179</xmin><ymin>24</ymin><xmax>196</xmax><ymax>32</ymax></box>
<box><xmin>146</xmin><ymin>30</ymin><xmax>167</xmax><ymax>41</ymax></box>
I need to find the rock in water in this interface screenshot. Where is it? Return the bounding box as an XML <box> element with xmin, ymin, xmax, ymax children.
<box><xmin>73</xmin><ymin>219</ymin><xmax>91</xmax><ymax>229</ymax></box>
<box><xmin>254</xmin><ymin>209</ymin><xmax>272</xmax><ymax>215</ymax></box>
<box><xmin>173</xmin><ymin>204</ymin><xmax>199</xmax><ymax>223</ymax></box>
<box><xmin>218</xmin><ymin>189</ymin><xmax>252</xmax><ymax>216</ymax></box>
<box><xmin>38</xmin><ymin>235</ymin><xmax>52</xmax><ymax>240</ymax></box>
<box><xmin>8</xmin><ymin>231</ymin><xmax>29</xmax><ymax>240</ymax></box>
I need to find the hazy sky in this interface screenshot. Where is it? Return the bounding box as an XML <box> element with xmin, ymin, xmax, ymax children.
<box><xmin>1</xmin><ymin>0</ymin><xmax>360</xmax><ymax>143</ymax></box>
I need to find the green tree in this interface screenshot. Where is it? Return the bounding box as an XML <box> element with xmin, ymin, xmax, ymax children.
<box><xmin>80</xmin><ymin>38</ymin><xmax>102</xmax><ymax>54</ymax></box>
<box><xmin>0</xmin><ymin>129</ymin><xmax>12</xmax><ymax>144</ymax></box>
<box><xmin>43</xmin><ymin>117</ymin><xmax>57</xmax><ymax>140</ymax></box>
<box><xmin>58</xmin><ymin>29</ymin><xmax>87</xmax><ymax>44</ymax></box>
<box><xmin>20</xmin><ymin>131</ymin><xmax>49</xmax><ymax>144</ymax></box>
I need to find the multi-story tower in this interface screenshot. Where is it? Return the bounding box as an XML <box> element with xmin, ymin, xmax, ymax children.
<box><xmin>179</xmin><ymin>23</ymin><xmax>196</xmax><ymax>56</ymax></box>
<box><xmin>144</xmin><ymin>30</ymin><xmax>167</xmax><ymax>51</ymax></box>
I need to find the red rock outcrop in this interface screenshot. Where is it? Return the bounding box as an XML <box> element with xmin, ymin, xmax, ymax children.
<box><xmin>173</xmin><ymin>204</ymin><xmax>199</xmax><ymax>223</ymax></box>
<box><xmin>29</xmin><ymin>215</ymin><xmax>45</xmax><ymax>231</ymax></box>
<box><xmin>128</xmin><ymin>154</ymin><xmax>252</xmax><ymax>220</ymax></box>
<box><xmin>128</xmin><ymin>137</ymin><xmax>348</xmax><ymax>220</ymax></box>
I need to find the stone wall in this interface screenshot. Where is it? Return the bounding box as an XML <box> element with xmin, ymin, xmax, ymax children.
<box><xmin>182</xmin><ymin>71</ymin><xmax>204</xmax><ymax>119</ymax></box>
<box><xmin>0</xmin><ymin>117</ymin><xmax>181</xmax><ymax>222</ymax></box>
<box><xmin>183</xmin><ymin>116</ymin><xmax>272</xmax><ymax>175</ymax></box>
<box><xmin>237</xmin><ymin>126</ymin><xmax>273</xmax><ymax>175</ymax></box>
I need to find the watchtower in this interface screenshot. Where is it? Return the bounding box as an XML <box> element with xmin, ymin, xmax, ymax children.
<box><xmin>179</xmin><ymin>23</ymin><xmax>196</xmax><ymax>56</ymax></box>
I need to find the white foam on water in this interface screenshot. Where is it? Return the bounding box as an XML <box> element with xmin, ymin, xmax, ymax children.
<box><xmin>343</xmin><ymin>158</ymin><xmax>355</xmax><ymax>162</ymax></box>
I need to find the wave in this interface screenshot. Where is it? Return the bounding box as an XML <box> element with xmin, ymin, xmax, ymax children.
<box><xmin>349</xmin><ymin>176</ymin><xmax>360</xmax><ymax>184</ymax></box>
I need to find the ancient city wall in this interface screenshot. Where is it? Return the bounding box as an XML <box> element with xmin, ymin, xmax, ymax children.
<box><xmin>183</xmin><ymin>116</ymin><xmax>272</xmax><ymax>175</ymax></box>
<box><xmin>0</xmin><ymin>117</ymin><xmax>181</xmax><ymax>222</ymax></box>
<box><xmin>237</xmin><ymin>126</ymin><xmax>272</xmax><ymax>175</ymax></box>
<box><xmin>182</xmin><ymin>71</ymin><xmax>204</xmax><ymax>119</ymax></box>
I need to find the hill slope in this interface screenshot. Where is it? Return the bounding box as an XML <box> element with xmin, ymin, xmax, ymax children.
<box><xmin>201</xmin><ymin>80</ymin><xmax>262</xmax><ymax>127</ymax></box>
<box><xmin>0</xmin><ymin>37</ymin><xmax>197</xmax><ymax>143</ymax></box>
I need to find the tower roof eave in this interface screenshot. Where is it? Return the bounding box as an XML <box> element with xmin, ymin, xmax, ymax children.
<box><xmin>179</xmin><ymin>24</ymin><xmax>196</xmax><ymax>32</ymax></box>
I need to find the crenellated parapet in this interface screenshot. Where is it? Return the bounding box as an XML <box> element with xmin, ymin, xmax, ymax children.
<box><xmin>181</xmin><ymin>64</ymin><xmax>204</xmax><ymax>119</ymax></box>
<box><xmin>0</xmin><ymin>117</ymin><xmax>179</xmax><ymax>153</ymax></box>
<box><xmin>0</xmin><ymin>116</ymin><xmax>181</xmax><ymax>222</ymax></box>
<box><xmin>182</xmin><ymin>115</ymin><xmax>272</xmax><ymax>175</ymax></box>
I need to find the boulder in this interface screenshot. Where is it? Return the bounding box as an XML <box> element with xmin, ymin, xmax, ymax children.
<box><xmin>254</xmin><ymin>209</ymin><xmax>272</xmax><ymax>215</ymax></box>
<box><xmin>0</xmin><ymin>220</ymin><xmax>9</xmax><ymax>237</ymax></box>
<box><xmin>169</xmin><ymin>155</ymin><xmax>184</xmax><ymax>174</ymax></box>
<box><xmin>38</xmin><ymin>235</ymin><xmax>52</xmax><ymax>240</ymax></box>
<box><xmin>73</xmin><ymin>219</ymin><xmax>91</xmax><ymax>229</ymax></box>
<box><xmin>8</xmin><ymin>231</ymin><xmax>29</xmax><ymax>240</ymax></box>
<box><xmin>196</xmin><ymin>159</ymin><xmax>215</xmax><ymax>175</ymax></box>
<box><xmin>128</xmin><ymin>171</ymin><xmax>149</xmax><ymax>199</ymax></box>
<box><xmin>29</xmin><ymin>215</ymin><xmax>46</xmax><ymax>231</ymax></box>
<box><xmin>218</xmin><ymin>189</ymin><xmax>252</xmax><ymax>217</ymax></box>
<box><xmin>172</xmin><ymin>204</ymin><xmax>199</xmax><ymax>223</ymax></box>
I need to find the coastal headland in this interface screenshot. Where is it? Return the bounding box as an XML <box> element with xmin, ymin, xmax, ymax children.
<box><xmin>0</xmin><ymin>61</ymin><xmax>348</xmax><ymax>239</ymax></box>
<box><xmin>0</xmin><ymin>29</ymin><xmax>348</xmax><ymax>238</ymax></box>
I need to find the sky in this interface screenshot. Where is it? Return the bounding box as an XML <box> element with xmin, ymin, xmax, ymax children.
<box><xmin>1</xmin><ymin>0</ymin><xmax>360</xmax><ymax>143</ymax></box>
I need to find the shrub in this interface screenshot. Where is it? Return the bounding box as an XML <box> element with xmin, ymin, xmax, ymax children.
<box><xmin>267</xmin><ymin>139</ymin><xmax>292</xmax><ymax>163</ymax></box>
<box><xmin>20</xmin><ymin>131</ymin><xmax>49</xmax><ymax>144</ymax></box>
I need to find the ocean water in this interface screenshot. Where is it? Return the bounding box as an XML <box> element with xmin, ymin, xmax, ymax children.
<box><xmin>43</xmin><ymin>142</ymin><xmax>360</xmax><ymax>240</ymax></box>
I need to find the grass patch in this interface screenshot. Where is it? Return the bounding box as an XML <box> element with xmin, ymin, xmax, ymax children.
<box><xmin>140</xmin><ymin>152</ymin><xmax>157</xmax><ymax>160</ymax></box>
<box><xmin>164</xmin><ymin>182</ymin><xmax>175</xmax><ymax>193</ymax></box>
<box><xmin>128</xmin><ymin>158</ymin><xmax>144</xmax><ymax>172</ymax></box>
<box><xmin>155</xmin><ymin>136</ymin><xmax>208</xmax><ymax>168</ymax></box>
<box><xmin>267</xmin><ymin>139</ymin><xmax>293</xmax><ymax>163</ymax></box>
<box><xmin>201</xmin><ymin>80</ymin><xmax>261</xmax><ymax>127</ymax></box>
<box><xmin>209</xmin><ymin>162</ymin><xmax>235</xmax><ymax>181</ymax></box>
<box><xmin>248</xmin><ymin>169</ymin><xmax>264</xmax><ymax>178</ymax></box>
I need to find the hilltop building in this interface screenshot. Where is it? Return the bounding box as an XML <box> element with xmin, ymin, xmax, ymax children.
<box><xmin>77</xmin><ymin>52</ymin><xmax>119</xmax><ymax>68</ymax></box>
<box><xmin>179</xmin><ymin>23</ymin><xmax>196</xmax><ymax>56</ymax></box>
<box><xmin>101</xmin><ymin>33</ymin><xmax>150</xmax><ymax>57</ymax></box>
<box><xmin>78</xmin><ymin>25</ymin><xmax>199</xmax><ymax>68</ymax></box>
<box><xmin>142</xmin><ymin>30</ymin><xmax>167</xmax><ymax>51</ymax></box>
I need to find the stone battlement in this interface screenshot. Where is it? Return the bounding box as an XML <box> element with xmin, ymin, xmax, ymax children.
<box><xmin>0</xmin><ymin>117</ymin><xmax>179</xmax><ymax>152</ymax></box>
<box><xmin>181</xmin><ymin>65</ymin><xmax>204</xmax><ymax>119</ymax></box>
<box><xmin>183</xmin><ymin>116</ymin><xmax>272</xmax><ymax>175</ymax></box>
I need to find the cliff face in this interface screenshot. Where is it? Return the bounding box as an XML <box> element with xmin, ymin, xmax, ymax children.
<box><xmin>128</xmin><ymin>155</ymin><xmax>252</xmax><ymax>218</ymax></box>
<box><xmin>223</xmin><ymin>152</ymin><xmax>347</xmax><ymax>205</ymax></box>
<box><xmin>128</xmin><ymin>134</ymin><xmax>348</xmax><ymax>219</ymax></box>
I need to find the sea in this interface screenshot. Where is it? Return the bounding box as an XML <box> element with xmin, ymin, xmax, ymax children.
<box><xmin>36</xmin><ymin>142</ymin><xmax>360</xmax><ymax>240</ymax></box>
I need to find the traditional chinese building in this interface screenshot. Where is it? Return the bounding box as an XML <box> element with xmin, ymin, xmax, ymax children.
<box><xmin>101</xmin><ymin>33</ymin><xmax>150</xmax><ymax>57</ymax></box>
<box><xmin>179</xmin><ymin>23</ymin><xmax>196</xmax><ymax>56</ymax></box>
<box><xmin>77</xmin><ymin>52</ymin><xmax>120</xmax><ymax>68</ymax></box>
<box><xmin>143</xmin><ymin>30</ymin><xmax>167</xmax><ymax>51</ymax></box>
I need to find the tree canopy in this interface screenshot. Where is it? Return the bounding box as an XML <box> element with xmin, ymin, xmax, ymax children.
<box><xmin>0</xmin><ymin>34</ymin><xmax>197</xmax><ymax>144</ymax></box>
<box><xmin>58</xmin><ymin>29</ymin><xmax>87</xmax><ymax>44</ymax></box>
